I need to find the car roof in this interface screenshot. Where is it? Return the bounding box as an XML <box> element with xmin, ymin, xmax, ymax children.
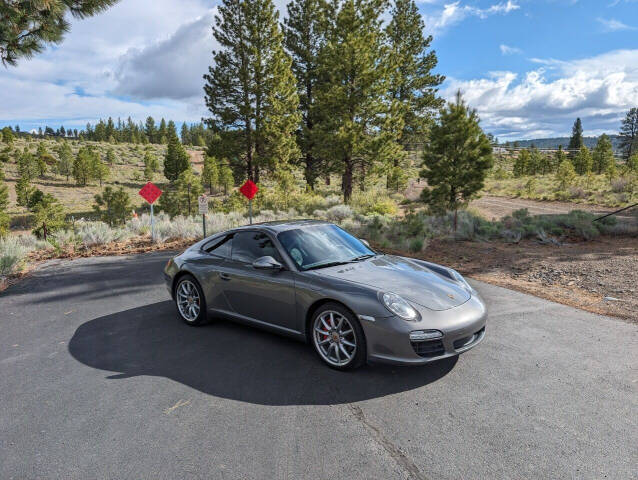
<box><xmin>231</xmin><ymin>219</ymin><xmax>332</xmax><ymax>234</ymax></box>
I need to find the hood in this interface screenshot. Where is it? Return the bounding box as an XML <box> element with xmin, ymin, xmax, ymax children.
<box><xmin>317</xmin><ymin>255</ymin><xmax>470</xmax><ymax>311</ymax></box>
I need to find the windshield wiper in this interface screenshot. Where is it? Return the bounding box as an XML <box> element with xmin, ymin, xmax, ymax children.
<box><xmin>304</xmin><ymin>261</ymin><xmax>354</xmax><ymax>271</ymax></box>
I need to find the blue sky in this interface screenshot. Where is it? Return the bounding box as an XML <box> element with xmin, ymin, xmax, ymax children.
<box><xmin>1</xmin><ymin>0</ymin><xmax>637</xmax><ymax>140</ymax></box>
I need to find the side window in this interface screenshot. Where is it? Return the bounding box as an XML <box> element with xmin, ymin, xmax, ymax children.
<box><xmin>203</xmin><ymin>235</ymin><xmax>233</xmax><ymax>258</ymax></box>
<box><xmin>231</xmin><ymin>231</ymin><xmax>282</xmax><ymax>264</ymax></box>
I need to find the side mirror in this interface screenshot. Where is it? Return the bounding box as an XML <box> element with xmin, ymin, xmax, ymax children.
<box><xmin>252</xmin><ymin>256</ymin><xmax>283</xmax><ymax>270</ymax></box>
<box><xmin>359</xmin><ymin>238</ymin><xmax>371</xmax><ymax>248</ymax></box>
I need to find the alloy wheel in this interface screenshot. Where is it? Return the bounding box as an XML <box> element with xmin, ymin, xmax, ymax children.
<box><xmin>176</xmin><ymin>280</ymin><xmax>201</xmax><ymax>322</ymax></box>
<box><xmin>313</xmin><ymin>310</ymin><xmax>357</xmax><ymax>367</ymax></box>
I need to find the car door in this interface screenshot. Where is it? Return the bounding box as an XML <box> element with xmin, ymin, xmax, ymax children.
<box><xmin>191</xmin><ymin>234</ymin><xmax>234</xmax><ymax>313</ymax></box>
<box><xmin>219</xmin><ymin>230</ymin><xmax>298</xmax><ymax>333</ymax></box>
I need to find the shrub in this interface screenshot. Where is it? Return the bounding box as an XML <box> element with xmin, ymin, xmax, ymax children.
<box><xmin>0</xmin><ymin>236</ymin><xmax>30</xmax><ymax>275</ymax></box>
<box><xmin>325</xmin><ymin>205</ymin><xmax>354</xmax><ymax>222</ymax></box>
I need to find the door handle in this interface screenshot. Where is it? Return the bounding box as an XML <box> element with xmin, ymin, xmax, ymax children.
<box><xmin>219</xmin><ymin>272</ymin><xmax>231</xmax><ymax>281</ymax></box>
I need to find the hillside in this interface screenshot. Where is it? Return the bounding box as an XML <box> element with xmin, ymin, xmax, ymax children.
<box><xmin>503</xmin><ymin>135</ymin><xmax>623</xmax><ymax>152</ymax></box>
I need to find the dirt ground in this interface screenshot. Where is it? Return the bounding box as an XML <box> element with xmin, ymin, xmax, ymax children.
<box><xmin>389</xmin><ymin>237</ymin><xmax>637</xmax><ymax>322</ymax></box>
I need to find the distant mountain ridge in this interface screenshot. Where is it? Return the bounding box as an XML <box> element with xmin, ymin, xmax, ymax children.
<box><xmin>503</xmin><ymin>135</ymin><xmax>623</xmax><ymax>152</ymax></box>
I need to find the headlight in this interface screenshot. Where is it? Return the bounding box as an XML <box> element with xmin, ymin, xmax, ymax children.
<box><xmin>380</xmin><ymin>292</ymin><xmax>419</xmax><ymax>321</ymax></box>
<box><xmin>450</xmin><ymin>269</ymin><xmax>476</xmax><ymax>295</ymax></box>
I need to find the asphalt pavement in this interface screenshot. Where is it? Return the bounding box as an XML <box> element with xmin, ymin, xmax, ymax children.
<box><xmin>1</xmin><ymin>251</ymin><xmax>636</xmax><ymax>479</ymax></box>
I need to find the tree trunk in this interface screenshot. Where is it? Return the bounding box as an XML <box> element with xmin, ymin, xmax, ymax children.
<box><xmin>43</xmin><ymin>222</ymin><xmax>47</xmax><ymax>241</ymax></box>
<box><xmin>342</xmin><ymin>157</ymin><xmax>353</xmax><ymax>203</ymax></box>
<box><xmin>453</xmin><ymin>209</ymin><xmax>458</xmax><ymax>233</ymax></box>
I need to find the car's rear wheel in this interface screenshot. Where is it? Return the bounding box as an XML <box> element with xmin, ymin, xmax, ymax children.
<box><xmin>311</xmin><ymin>303</ymin><xmax>366</xmax><ymax>370</ymax></box>
<box><xmin>174</xmin><ymin>275</ymin><xmax>207</xmax><ymax>326</ymax></box>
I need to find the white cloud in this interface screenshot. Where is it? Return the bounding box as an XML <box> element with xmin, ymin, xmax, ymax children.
<box><xmin>596</xmin><ymin>17</ymin><xmax>636</xmax><ymax>32</ymax></box>
<box><xmin>443</xmin><ymin>50</ymin><xmax>638</xmax><ymax>139</ymax></box>
<box><xmin>423</xmin><ymin>1</ymin><xmax>520</xmax><ymax>34</ymax></box>
<box><xmin>500</xmin><ymin>44</ymin><xmax>522</xmax><ymax>55</ymax></box>
<box><xmin>113</xmin><ymin>11</ymin><xmax>218</xmax><ymax>100</ymax></box>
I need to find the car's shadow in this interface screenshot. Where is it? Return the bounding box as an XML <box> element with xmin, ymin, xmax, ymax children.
<box><xmin>68</xmin><ymin>301</ymin><xmax>458</xmax><ymax>406</ymax></box>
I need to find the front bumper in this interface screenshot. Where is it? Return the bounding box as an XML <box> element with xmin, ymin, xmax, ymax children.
<box><xmin>362</xmin><ymin>294</ymin><xmax>487</xmax><ymax>366</ymax></box>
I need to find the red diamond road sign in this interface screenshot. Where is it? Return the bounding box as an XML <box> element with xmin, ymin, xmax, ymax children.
<box><xmin>239</xmin><ymin>180</ymin><xmax>258</xmax><ymax>200</ymax></box>
<box><xmin>139</xmin><ymin>182</ymin><xmax>162</xmax><ymax>204</ymax></box>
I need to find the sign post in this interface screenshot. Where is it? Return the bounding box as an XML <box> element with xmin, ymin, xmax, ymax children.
<box><xmin>198</xmin><ymin>194</ymin><xmax>208</xmax><ymax>238</ymax></box>
<box><xmin>138</xmin><ymin>182</ymin><xmax>162</xmax><ymax>242</ymax></box>
<box><xmin>239</xmin><ymin>180</ymin><xmax>259</xmax><ymax>225</ymax></box>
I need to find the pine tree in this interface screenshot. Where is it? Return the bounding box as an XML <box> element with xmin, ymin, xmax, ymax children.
<box><xmin>556</xmin><ymin>159</ymin><xmax>576</xmax><ymax>191</ymax></box>
<box><xmin>385</xmin><ymin>0</ymin><xmax>444</xmax><ymax>142</ymax></box>
<box><xmin>175</xmin><ymin>169</ymin><xmax>203</xmax><ymax>217</ymax></box>
<box><xmin>181</xmin><ymin>123</ymin><xmax>191</xmax><ymax>145</ymax></box>
<box><xmin>283</xmin><ymin>0</ymin><xmax>328</xmax><ymax>189</ymax></box>
<box><xmin>106</xmin><ymin>148</ymin><xmax>116</xmax><ymax>165</ymax></box>
<box><xmin>144</xmin><ymin>117</ymin><xmax>157</xmax><ymax>144</ymax></box>
<box><xmin>568</xmin><ymin>118</ymin><xmax>583</xmax><ymax>151</ymax></box>
<box><xmin>419</xmin><ymin>91</ymin><xmax>493</xmax><ymax>229</ymax></box>
<box><xmin>93</xmin><ymin>186</ymin><xmax>131</xmax><ymax>226</ymax></box>
<box><xmin>143</xmin><ymin>150</ymin><xmax>159</xmax><ymax>173</ymax></box>
<box><xmin>15</xmin><ymin>172</ymin><xmax>34</xmax><ymax>207</ymax></box>
<box><xmin>35</xmin><ymin>142</ymin><xmax>49</xmax><ymax>177</ymax></box>
<box><xmin>18</xmin><ymin>147</ymin><xmax>37</xmax><ymax>179</ymax></box>
<box><xmin>619</xmin><ymin>107</ymin><xmax>638</xmax><ymax>161</ymax></box>
<box><xmin>31</xmin><ymin>193</ymin><xmax>66</xmax><ymax>240</ymax></box>
<box><xmin>572</xmin><ymin>146</ymin><xmax>592</xmax><ymax>175</ymax></box>
<box><xmin>203</xmin><ymin>0</ymin><xmax>301</xmax><ymax>183</ymax></box>
<box><xmin>73</xmin><ymin>147</ymin><xmax>93</xmax><ymax>185</ymax></box>
<box><xmin>219</xmin><ymin>165</ymin><xmax>234</xmax><ymax>195</ymax></box>
<box><xmin>158</xmin><ymin>118</ymin><xmax>168</xmax><ymax>144</ymax></box>
<box><xmin>164</xmin><ymin>133</ymin><xmax>190</xmax><ymax>182</ymax></box>
<box><xmin>0</xmin><ymin>0</ymin><xmax>118</xmax><ymax>66</ymax></box>
<box><xmin>1</xmin><ymin>127</ymin><xmax>14</xmax><ymax>144</ymax></box>
<box><xmin>592</xmin><ymin>134</ymin><xmax>614</xmax><ymax>174</ymax></box>
<box><xmin>92</xmin><ymin>158</ymin><xmax>109</xmax><ymax>186</ymax></box>
<box><xmin>202</xmin><ymin>156</ymin><xmax>220</xmax><ymax>194</ymax></box>
<box><xmin>554</xmin><ymin>145</ymin><xmax>567</xmax><ymax>171</ymax></box>
<box><xmin>513</xmin><ymin>150</ymin><xmax>529</xmax><ymax>177</ymax></box>
<box><xmin>312</xmin><ymin>0</ymin><xmax>399</xmax><ymax>202</ymax></box>
<box><xmin>56</xmin><ymin>142</ymin><xmax>73</xmax><ymax>181</ymax></box>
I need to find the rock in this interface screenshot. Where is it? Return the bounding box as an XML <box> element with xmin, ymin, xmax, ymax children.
<box><xmin>603</xmin><ymin>296</ymin><xmax>621</xmax><ymax>302</ymax></box>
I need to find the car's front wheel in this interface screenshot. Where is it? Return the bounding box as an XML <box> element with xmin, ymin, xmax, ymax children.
<box><xmin>311</xmin><ymin>303</ymin><xmax>366</xmax><ymax>370</ymax></box>
<box><xmin>174</xmin><ymin>275</ymin><xmax>207</xmax><ymax>326</ymax></box>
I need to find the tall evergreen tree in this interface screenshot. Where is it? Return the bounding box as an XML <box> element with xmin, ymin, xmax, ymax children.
<box><xmin>73</xmin><ymin>146</ymin><xmax>93</xmax><ymax>185</ymax></box>
<box><xmin>163</xmin><ymin>132</ymin><xmax>190</xmax><ymax>182</ymax></box>
<box><xmin>592</xmin><ymin>134</ymin><xmax>614</xmax><ymax>174</ymax></box>
<box><xmin>158</xmin><ymin>118</ymin><xmax>168</xmax><ymax>144</ymax></box>
<box><xmin>181</xmin><ymin>123</ymin><xmax>191</xmax><ymax>145</ymax></box>
<box><xmin>203</xmin><ymin>0</ymin><xmax>301</xmax><ymax>183</ymax></box>
<box><xmin>0</xmin><ymin>0</ymin><xmax>119</xmax><ymax>66</ymax></box>
<box><xmin>568</xmin><ymin>118</ymin><xmax>583</xmax><ymax>151</ymax></box>
<box><xmin>283</xmin><ymin>0</ymin><xmax>328</xmax><ymax>189</ymax></box>
<box><xmin>312</xmin><ymin>0</ymin><xmax>401</xmax><ymax>202</ymax></box>
<box><xmin>385</xmin><ymin>0</ymin><xmax>444</xmax><ymax>142</ymax></box>
<box><xmin>144</xmin><ymin>117</ymin><xmax>157</xmax><ymax>144</ymax></box>
<box><xmin>419</xmin><ymin>91</ymin><xmax>493</xmax><ymax>229</ymax></box>
<box><xmin>618</xmin><ymin>107</ymin><xmax>638</xmax><ymax>161</ymax></box>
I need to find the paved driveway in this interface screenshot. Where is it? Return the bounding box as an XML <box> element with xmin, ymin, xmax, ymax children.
<box><xmin>1</xmin><ymin>252</ymin><xmax>636</xmax><ymax>479</ymax></box>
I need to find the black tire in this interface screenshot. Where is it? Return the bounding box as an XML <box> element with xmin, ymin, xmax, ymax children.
<box><xmin>310</xmin><ymin>302</ymin><xmax>367</xmax><ymax>370</ymax></box>
<box><xmin>174</xmin><ymin>274</ymin><xmax>208</xmax><ymax>326</ymax></box>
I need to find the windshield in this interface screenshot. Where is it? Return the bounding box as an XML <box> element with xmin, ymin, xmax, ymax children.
<box><xmin>278</xmin><ymin>224</ymin><xmax>376</xmax><ymax>271</ymax></box>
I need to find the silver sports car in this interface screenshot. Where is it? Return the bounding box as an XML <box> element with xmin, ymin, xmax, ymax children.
<box><xmin>164</xmin><ymin>220</ymin><xmax>487</xmax><ymax>370</ymax></box>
